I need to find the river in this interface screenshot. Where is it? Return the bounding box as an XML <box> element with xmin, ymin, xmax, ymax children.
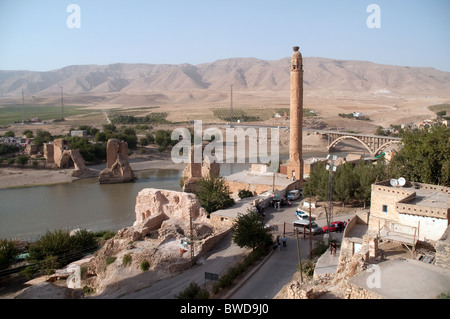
<box><xmin>0</xmin><ymin>150</ymin><xmax>352</xmax><ymax>241</ymax></box>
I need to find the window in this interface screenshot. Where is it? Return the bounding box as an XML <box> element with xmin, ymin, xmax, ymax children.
<box><xmin>382</xmin><ymin>205</ymin><xmax>388</xmax><ymax>213</ymax></box>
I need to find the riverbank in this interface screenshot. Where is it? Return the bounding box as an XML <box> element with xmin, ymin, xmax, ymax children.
<box><xmin>0</xmin><ymin>159</ymin><xmax>186</xmax><ymax>190</ymax></box>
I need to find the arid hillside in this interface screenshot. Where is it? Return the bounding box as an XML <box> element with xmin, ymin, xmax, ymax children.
<box><xmin>1</xmin><ymin>57</ymin><xmax>449</xmax><ymax>133</ymax></box>
<box><xmin>1</xmin><ymin>57</ymin><xmax>449</xmax><ymax>97</ymax></box>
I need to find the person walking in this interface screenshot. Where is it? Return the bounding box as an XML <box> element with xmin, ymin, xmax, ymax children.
<box><xmin>282</xmin><ymin>235</ymin><xmax>287</xmax><ymax>248</ymax></box>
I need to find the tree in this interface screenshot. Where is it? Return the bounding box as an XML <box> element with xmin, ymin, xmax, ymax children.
<box><xmin>333</xmin><ymin>162</ymin><xmax>358</xmax><ymax>205</ymax></box>
<box><xmin>33</xmin><ymin>130</ymin><xmax>53</xmax><ymax>147</ymax></box>
<box><xmin>231</xmin><ymin>210</ymin><xmax>272</xmax><ymax>250</ymax></box>
<box><xmin>389</xmin><ymin>125</ymin><xmax>450</xmax><ymax>186</ymax></box>
<box><xmin>194</xmin><ymin>176</ymin><xmax>235</xmax><ymax>214</ymax></box>
<box><xmin>354</xmin><ymin>158</ymin><xmax>387</xmax><ymax>207</ymax></box>
<box><xmin>302</xmin><ymin>162</ymin><xmax>329</xmax><ymax>200</ymax></box>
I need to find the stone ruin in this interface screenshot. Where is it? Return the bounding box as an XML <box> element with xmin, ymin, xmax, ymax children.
<box><xmin>181</xmin><ymin>144</ymin><xmax>220</xmax><ymax>193</ymax></box>
<box><xmin>80</xmin><ymin>188</ymin><xmax>228</xmax><ymax>297</ymax></box>
<box><xmin>43</xmin><ymin>138</ymin><xmax>94</xmax><ymax>178</ymax></box>
<box><xmin>99</xmin><ymin>139</ymin><xmax>135</xmax><ymax>184</ymax></box>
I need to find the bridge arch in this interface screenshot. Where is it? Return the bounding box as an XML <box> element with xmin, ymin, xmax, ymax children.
<box><xmin>328</xmin><ymin>136</ymin><xmax>373</xmax><ymax>156</ymax></box>
<box><xmin>374</xmin><ymin>140</ymin><xmax>402</xmax><ymax>157</ymax></box>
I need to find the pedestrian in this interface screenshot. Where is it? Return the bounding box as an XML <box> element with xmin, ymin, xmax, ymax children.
<box><xmin>282</xmin><ymin>235</ymin><xmax>287</xmax><ymax>248</ymax></box>
<box><xmin>330</xmin><ymin>241</ymin><xmax>336</xmax><ymax>256</ymax></box>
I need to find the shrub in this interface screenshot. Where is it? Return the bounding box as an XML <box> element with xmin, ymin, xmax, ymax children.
<box><xmin>122</xmin><ymin>253</ymin><xmax>132</xmax><ymax>267</ymax></box>
<box><xmin>140</xmin><ymin>260</ymin><xmax>150</xmax><ymax>272</ymax></box>
<box><xmin>105</xmin><ymin>256</ymin><xmax>116</xmax><ymax>266</ymax></box>
<box><xmin>16</xmin><ymin>155</ymin><xmax>28</xmax><ymax>165</ymax></box>
<box><xmin>238</xmin><ymin>189</ymin><xmax>253</xmax><ymax>199</ymax></box>
<box><xmin>0</xmin><ymin>239</ymin><xmax>19</xmax><ymax>270</ymax></box>
<box><xmin>27</xmin><ymin>229</ymin><xmax>98</xmax><ymax>274</ymax></box>
<box><xmin>175</xmin><ymin>282</ymin><xmax>209</xmax><ymax>299</ymax></box>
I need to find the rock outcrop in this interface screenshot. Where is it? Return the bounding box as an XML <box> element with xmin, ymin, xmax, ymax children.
<box><xmin>99</xmin><ymin>139</ymin><xmax>135</xmax><ymax>184</ymax></box>
<box><xmin>81</xmin><ymin>188</ymin><xmax>227</xmax><ymax>297</ymax></box>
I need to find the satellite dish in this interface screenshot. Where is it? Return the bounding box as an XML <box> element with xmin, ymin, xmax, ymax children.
<box><xmin>390</xmin><ymin>179</ymin><xmax>398</xmax><ymax>187</ymax></box>
<box><xmin>398</xmin><ymin>177</ymin><xmax>406</xmax><ymax>187</ymax></box>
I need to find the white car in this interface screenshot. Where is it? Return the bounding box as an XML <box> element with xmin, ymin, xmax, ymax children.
<box><xmin>293</xmin><ymin>220</ymin><xmax>322</xmax><ymax>235</ymax></box>
<box><xmin>295</xmin><ymin>208</ymin><xmax>315</xmax><ymax>221</ymax></box>
<box><xmin>287</xmin><ymin>190</ymin><xmax>300</xmax><ymax>201</ymax></box>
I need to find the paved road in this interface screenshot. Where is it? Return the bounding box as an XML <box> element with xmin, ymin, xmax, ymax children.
<box><xmin>119</xmin><ymin>231</ymin><xmax>249</xmax><ymax>299</ymax></box>
<box><xmin>229</xmin><ymin>233</ymin><xmax>311</xmax><ymax>299</ymax></box>
<box><xmin>118</xmin><ymin>199</ymin><xmax>355</xmax><ymax>299</ymax></box>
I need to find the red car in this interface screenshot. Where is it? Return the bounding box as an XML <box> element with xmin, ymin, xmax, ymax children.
<box><xmin>322</xmin><ymin>221</ymin><xmax>347</xmax><ymax>233</ymax></box>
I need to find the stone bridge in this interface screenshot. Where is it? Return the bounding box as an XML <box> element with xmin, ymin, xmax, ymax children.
<box><xmin>312</xmin><ymin>129</ymin><xmax>402</xmax><ymax>157</ymax></box>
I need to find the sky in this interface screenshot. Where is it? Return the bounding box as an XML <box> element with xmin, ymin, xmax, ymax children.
<box><xmin>0</xmin><ymin>0</ymin><xmax>449</xmax><ymax>72</ymax></box>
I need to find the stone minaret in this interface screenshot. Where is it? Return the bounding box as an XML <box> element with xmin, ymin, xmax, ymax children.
<box><xmin>286</xmin><ymin>46</ymin><xmax>303</xmax><ymax>186</ymax></box>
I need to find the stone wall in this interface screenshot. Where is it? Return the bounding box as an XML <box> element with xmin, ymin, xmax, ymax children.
<box><xmin>435</xmin><ymin>226</ymin><xmax>450</xmax><ymax>269</ymax></box>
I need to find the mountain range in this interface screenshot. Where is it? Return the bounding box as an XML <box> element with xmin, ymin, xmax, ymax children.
<box><xmin>1</xmin><ymin>57</ymin><xmax>450</xmax><ymax>99</ymax></box>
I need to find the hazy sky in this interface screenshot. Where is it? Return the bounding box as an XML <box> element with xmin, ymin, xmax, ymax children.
<box><xmin>1</xmin><ymin>0</ymin><xmax>449</xmax><ymax>72</ymax></box>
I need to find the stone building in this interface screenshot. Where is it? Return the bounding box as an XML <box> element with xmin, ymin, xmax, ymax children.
<box><xmin>369</xmin><ymin>179</ymin><xmax>449</xmax><ymax>242</ymax></box>
<box><xmin>181</xmin><ymin>144</ymin><xmax>220</xmax><ymax>193</ymax></box>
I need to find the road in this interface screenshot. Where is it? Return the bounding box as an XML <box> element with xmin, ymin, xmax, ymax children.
<box><xmin>117</xmin><ymin>199</ymin><xmax>355</xmax><ymax>299</ymax></box>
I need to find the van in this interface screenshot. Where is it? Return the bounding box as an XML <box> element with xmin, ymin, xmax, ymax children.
<box><xmin>287</xmin><ymin>190</ymin><xmax>300</xmax><ymax>201</ymax></box>
<box><xmin>293</xmin><ymin>220</ymin><xmax>322</xmax><ymax>235</ymax></box>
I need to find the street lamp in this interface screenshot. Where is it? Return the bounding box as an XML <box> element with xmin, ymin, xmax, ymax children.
<box><xmin>325</xmin><ymin>154</ymin><xmax>337</xmax><ymax>241</ymax></box>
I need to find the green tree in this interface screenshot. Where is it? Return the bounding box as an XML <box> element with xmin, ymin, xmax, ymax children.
<box><xmin>27</xmin><ymin>229</ymin><xmax>97</xmax><ymax>274</ymax></box>
<box><xmin>231</xmin><ymin>210</ymin><xmax>272</xmax><ymax>250</ymax></box>
<box><xmin>0</xmin><ymin>239</ymin><xmax>19</xmax><ymax>270</ymax></box>
<box><xmin>22</xmin><ymin>129</ymin><xmax>34</xmax><ymax>138</ymax></box>
<box><xmin>333</xmin><ymin>162</ymin><xmax>358</xmax><ymax>205</ymax></box>
<box><xmin>389</xmin><ymin>125</ymin><xmax>450</xmax><ymax>186</ymax></box>
<box><xmin>303</xmin><ymin>162</ymin><xmax>329</xmax><ymax>200</ymax></box>
<box><xmin>33</xmin><ymin>130</ymin><xmax>53</xmax><ymax>147</ymax></box>
<box><xmin>194</xmin><ymin>176</ymin><xmax>235</xmax><ymax>214</ymax></box>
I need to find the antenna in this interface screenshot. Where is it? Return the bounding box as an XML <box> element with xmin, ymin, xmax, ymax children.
<box><xmin>398</xmin><ymin>177</ymin><xmax>406</xmax><ymax>187</ymax></box>
<box><xmin>390</xmin><ymin>179</ymin><xmax>398</xmax><ymax>187</ymax></box>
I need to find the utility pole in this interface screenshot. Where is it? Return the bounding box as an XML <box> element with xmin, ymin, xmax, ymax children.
<box><xmin>295</xmin><ymin>228</ymin><xmax>303</xmax><ymax>283</ymax></box>
<box><xmin>60</xmin><ymin>86</ymin><xmax>64</xmax><ymax>120</ymax></box>
<box><xmin>21</xmin><ymin>88</ymin><xmax>25</xmax><ymax>124</ymax></box>
<box><xmin>229</xmin><ymin>84</ymin><xmax>233</xmax><ymax>125</ymax></box>
<box><xmin>309</xmin><ymin>197</ymin><xmax>312</xmax><ymax>259</ymax></box>
<box><xmin>190</xmin><ymin>212</ymin><xmax>194</xmax><ymax>261</ymax></box>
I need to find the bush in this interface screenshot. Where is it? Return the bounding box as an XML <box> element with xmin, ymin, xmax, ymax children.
<box><xmin>140</xmin><ymin>260</ymin><xmax>150</xmax><ymax>272</ymax></box>
<box><xmin>175</xmin><ymin>282</ymin><xmax>209</xmax><ymax>299</ymax></box>
<box><xmin>238</xmin><ymin>189</ymin><xmax>253</xmax><ymax>199</ymax></box>
<box><xmin>16</xmin><ymin>155</ymin><xmax>28</xmax><ymax>165</ymax></box>
<box><xmin>27</xmin><ymin>229</ymin><xmax>98</xmax><ymax>275</ymax></box>
<box><xmin>105</xmin><ymin>256</ymin><xmax>116</xmax><ymax>266</ymax></box>
<box><xmin>0</xmin><ymin>239</ymin><xmax>19</xmax><ymax>270</ymax></box>
<box><xmin>122</xmin><ymin>253</ymin><xmax>132</xmax><ymax>267</ymax></box>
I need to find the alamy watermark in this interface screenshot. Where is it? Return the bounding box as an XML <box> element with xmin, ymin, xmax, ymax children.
<box><xmin>366</xmin><ymin>4</ymin><xmax>381</xmax><ymax>29</ymax></box>
<box><xmin>170</xmin><ymin>121</ymin><xmax>280</xmax><ymax>172</ymax></box>
<box><xmin>66</xmin><ymin>4</ymin><xmax>81</xmax><ymax>29</ymax></box>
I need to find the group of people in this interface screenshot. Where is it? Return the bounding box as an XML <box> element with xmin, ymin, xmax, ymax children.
<box><xmin>274</xmin><ymin>235</ymin><xmax>287</xmax><ymax>251</ymax></box>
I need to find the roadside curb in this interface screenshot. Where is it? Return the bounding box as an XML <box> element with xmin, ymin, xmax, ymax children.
<box><xmin>220</xmin><ymin>248</ymin><xmax>275</xmax><ymax>299</ymax></box>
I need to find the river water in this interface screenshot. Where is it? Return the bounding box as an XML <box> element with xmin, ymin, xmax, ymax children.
<box><xmin>0</xmin><ymin>151</ymin><xmax>342</xmax><ymax>241</ymax></box>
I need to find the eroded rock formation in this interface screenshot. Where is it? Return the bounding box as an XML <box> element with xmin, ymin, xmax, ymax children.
<box><xmin>81</xmin><ymin>188</ymin><xmax>227</xmax><ymax>297</ymax></box>
<box><xmin>99</xmin><ymin>139</ymin><xmax>135</xmax><ymax>184</ymax></box>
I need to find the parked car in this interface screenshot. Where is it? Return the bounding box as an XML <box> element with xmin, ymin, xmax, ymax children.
<box><xmin>295</xmin><ymin>209</ymin><xmax>315</xmax><ymax>221</ymax></box>
<box><xmin>322</xmin><ymin>221</ymin><xmax>347</xmax><ymax>233</ymax></box>
<box><xmin>293</xmin><ymin>220</ymin><xmax>322</xmax><ymax>235</ymax></box>
<box><xmin>287</xmin><ymin>190</ymin><xmax>300</xmax><ymax>201</ymax></box>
